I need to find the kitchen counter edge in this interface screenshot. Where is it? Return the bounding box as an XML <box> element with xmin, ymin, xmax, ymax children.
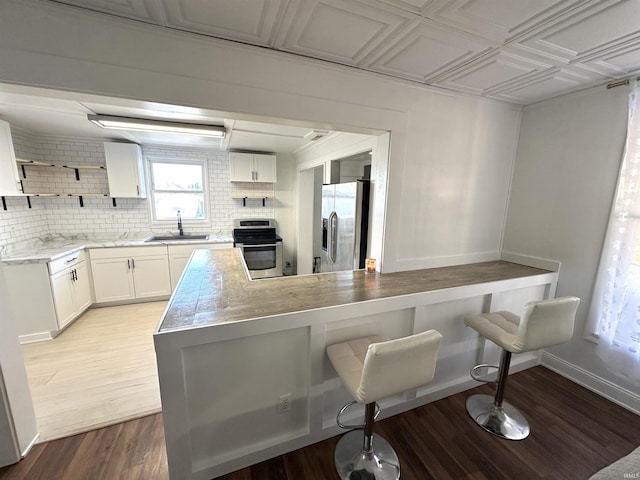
<box><xmin>157</xmin><ymin>248</ymin><xmax>557</xmax><ymax>334</ymax></box>
<box><xmin>0</xmin><ymin>236</ymin><xmax>234</xmax><ymax>265</ymax></box>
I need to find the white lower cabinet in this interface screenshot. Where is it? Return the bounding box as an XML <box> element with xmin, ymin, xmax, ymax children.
<box><xmin>89</xmin><ymin>246</ymin><xmax>171</xmax><ymax>303</ymax></box>
<box><xmin>6</xmin><ymin>243</ymin><xmax>226</xmax><ymax>342</ymax></box>
<box><xmin>5</xmin><ymin>250</ymin><xmax>93</xmax><ymax>343</ymax></box>
<box><xmin>50</xmin><ymin>257</ymin><xmax>92</xmax><ymax>330</ymax></box>
<box><xmin>168</xmin><ymin>243</ymin><xmax>232</xmax><ymax>291</ymax></box>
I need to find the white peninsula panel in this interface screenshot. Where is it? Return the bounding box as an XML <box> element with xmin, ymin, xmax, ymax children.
<box><xmin>154</xmin><ymin>249</ymin><xmax>559</xmax><ymax>479</ymax></box>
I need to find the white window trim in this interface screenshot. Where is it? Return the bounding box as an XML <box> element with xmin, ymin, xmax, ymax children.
<box><xmin>146</xmin><ymin>156</ymin><xmax>211</xmax><ymax>229</ymax></box>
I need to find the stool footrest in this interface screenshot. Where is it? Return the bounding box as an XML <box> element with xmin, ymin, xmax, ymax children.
<box><xmin>336</xmin><ymin>401</ymin><xmax>380</xmax><ymax>430</ymax></box>
<box><xmin>470</xmin><ymin>364</ymin><xmax>499</xmax><ymax>383</ymax></box>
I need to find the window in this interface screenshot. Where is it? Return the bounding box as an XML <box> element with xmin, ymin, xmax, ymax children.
<box><xmin>149</xmin><ymin>159</ymin><xmax>207</xmax><ymax>221</ymax></box>
<box><xmin>588</xmin><ymin>80</ymin><xmax>640</xmax><ymax>371</ymax></box>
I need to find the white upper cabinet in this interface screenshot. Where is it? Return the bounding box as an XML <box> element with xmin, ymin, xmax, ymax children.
<box><xmin>0</xmin><ymin>120</ymin><xmax>23</xmax><ymax>196</ymax></box>
<box><xmin>104</xmin><ymin>142</ymin><xmax>146</xmax><ymax>198</ymax></box>
<box><xmin>254</xmin><ymin>154</ymin><xmax>277</xmax><ymax>182</ymax></box>
<box><xmin>229</xmin><ymin>152</ymin><xmax>277</xmax><ymax>183</ymax></box>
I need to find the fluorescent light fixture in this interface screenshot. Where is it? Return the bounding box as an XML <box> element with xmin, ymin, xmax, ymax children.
<box><xmin>88</xmin><ymin>114</ymin><xmax>226</xmax><ymax>138</ymax></box>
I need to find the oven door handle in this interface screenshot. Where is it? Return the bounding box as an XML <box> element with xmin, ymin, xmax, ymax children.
<box><xmin>238</xmin><ymin>243</ymin><xmax>278</xmax><ymax>248</ymax></box>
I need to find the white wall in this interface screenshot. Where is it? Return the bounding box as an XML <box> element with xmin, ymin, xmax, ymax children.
<box><xmin>339</xmin><ymin>158</ymin><xmax>370</xmax><ymax>183</ymax></box>
<box><xmin>503</xmin><ymin>86</ymin><xmax>635</xmax><ymax>394</ymax></box>
<box><xmin>274</xmin><ymin>154</ymin><xmax>297</xmax><ymax>272</ymax></box>
<box><xmin>0</xmin><ymin>261</ymin><xmax>38</xmax><ymax>462</ymax></box>
<box><xmin>0</xmin><ymin>0</ymin><xmax>522</xmax><ymax>273</ymax></box>
<box><xmin>392</xmin><ymin>95</ymin><xmax>521</xmax><ymax>270</ymax></box>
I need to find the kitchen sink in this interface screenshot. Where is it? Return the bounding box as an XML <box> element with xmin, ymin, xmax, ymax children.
<box><xmin>145</xmin><ymin>234</ymin><xmax>210</xmax><ymax>242</ymax></box>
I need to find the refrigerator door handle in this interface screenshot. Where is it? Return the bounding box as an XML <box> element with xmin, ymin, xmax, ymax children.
<box><xmin>329</xmin><ymin>211</ymin><xmax>338</xmax><ymax>263</ymax></box>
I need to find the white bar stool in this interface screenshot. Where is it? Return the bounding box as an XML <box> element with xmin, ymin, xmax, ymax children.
<box><xmin>326</xmin><ymin>330</ymin><xmax>443</xmax><ymax>480</ymax></box>
<box><xmin>464</xmin><ymin>296</ymin><xmax>580</xmax><ymax>440</ymax></box>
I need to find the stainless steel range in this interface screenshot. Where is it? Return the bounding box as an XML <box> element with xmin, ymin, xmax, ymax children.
<box><xmin>233</xmin><ymin>218</ymin><xmax>283</xmax><ymax>279</ymax></box>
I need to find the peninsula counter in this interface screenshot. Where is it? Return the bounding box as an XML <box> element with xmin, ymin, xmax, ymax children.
<box><xmin>154</xmin><ymin>248</ymin><xmax>558</xmax><ymax>480</ymax></box>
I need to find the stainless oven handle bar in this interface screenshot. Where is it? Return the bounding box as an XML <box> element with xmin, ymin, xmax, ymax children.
<box><xmin>237</xmin><ymin>243</ymin><xmax>280</xmax><ymax>248</ymax></box>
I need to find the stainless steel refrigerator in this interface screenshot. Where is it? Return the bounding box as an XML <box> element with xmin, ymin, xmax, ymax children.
<box><xmin>320</xmin><ymin>180</ymin><xmax>370</xmax><ymax>273</ymax></box>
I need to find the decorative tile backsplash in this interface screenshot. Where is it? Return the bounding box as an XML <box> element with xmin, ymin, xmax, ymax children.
<box><xmin>0</xmin><ymin>129</ymin><xmax>277</xmax><ymax>251</ymax></box>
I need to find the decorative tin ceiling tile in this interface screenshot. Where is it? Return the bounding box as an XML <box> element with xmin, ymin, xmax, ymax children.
<box><xmin>421</xmin><ymin>0</ymin><xmax>579</xmax><ymax>43</ymax></box>
<box><xmin>274</xmin><ymin>0</ymin><xmax>413</xmax><ymax>66</ymax></box>
<box><xmin>433</xmin><ymin>51</ymin><xmax>555</xmax><ymax>96</ymax></box>
<box><xmin>365</xmin><ymin>18</ymin><xmax>496</xmax><ymax>82</ymax></box>
<box><xmin>161</xmin><ymin>0</ymin><xmax>289</xmax><ymax>46</ymax></box>
<box><xmin>488</xmin><ymin>67</ymin><xmax>594</xmax><ymax>104</ymax></box>
<box><xmin>49</xmin><ymin>0</ymin><xmax>165</xmax><ymax>24</ymax></box>
<box><xmin>39</xmin><ymin>0</ymin><xmax>640</xmax><ymax>105</ymax></box>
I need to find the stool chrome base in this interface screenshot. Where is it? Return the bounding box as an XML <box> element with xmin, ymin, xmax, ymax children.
<box><xmin>466</xmin><ymin>394</ymin><xmax>530</xmax><ymax>440</ymax></box>
<box><xmin>334</xmin><ymin>430</ymin><xmax>400</xmax><ymax>480</ymax></box>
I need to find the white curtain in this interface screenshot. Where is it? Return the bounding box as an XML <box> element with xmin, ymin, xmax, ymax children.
<box><xmin>588</xmin><ymin>79</ymin><xmax>640</xmax><ymax>377</ymax></box>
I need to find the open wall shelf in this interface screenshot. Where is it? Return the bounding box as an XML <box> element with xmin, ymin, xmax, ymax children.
<box><xmin>1</xmin><ymin>193</ymin><xmax>116</xmax><ymax>210</ymax></box>
<box><xmin>18</xmin><ymin>158</ymin><xmax>106</xmax><ymax>181</ymax></box>
<box><xmin>232</xmin><ymin>195</ymin><xmax>273</xmax><ymax>207</ymax></box>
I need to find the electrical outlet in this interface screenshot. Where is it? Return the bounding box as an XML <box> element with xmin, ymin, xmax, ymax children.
<box><xmin>277</xmin><ymin>393</ymin><xmax>291</xmax><ymax>413</ymax></box>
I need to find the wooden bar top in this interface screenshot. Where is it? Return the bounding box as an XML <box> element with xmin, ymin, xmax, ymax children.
<box><xmin>157</xmin><ymin>248</ymin><xmax>553</xmax><ymax>333</ymax></box>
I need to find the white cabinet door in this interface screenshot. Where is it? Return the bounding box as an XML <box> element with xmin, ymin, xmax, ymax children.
<box><xmin>90</xmin><ymin>246</ymin><xmax>170</xmax><ymax>303</ymax></box>
<box><xmin>50</xmin><ymin>269</ymin><xmax>76</xmax><ymax>330</ymax></box>
<box><xmin>131</xmin><ymin>255</ymin><xmax>171</xmax><ymax>299</ymax></box>
<box><xmin>104</xmin><ymin>142</ymin><xmax>146</xmax><ymax>198</ymax></box>
<box><xmin>169</xmin><ymin>255</ymin><xmax>191</xmax><ymax>291</ymax></box>
<box><xmin>254</xmin><ymin>154</ymin><xmax>277</xmax><ymax>182</ymax></box>
<box><xmin>91</xmin><ymin>257</ymin><xmax>136</xmax><ymax>303</ymax></box>
<box><xmin>229</xmin><ymin>152</ymin><xmax>255</xmax><ymax>182</ymax></box>
<box><xmin>0</xmin><ymin>120</ymin><xmax>22</xmax><ymax>196</ymax></box>
<box><xmin>5</xmin><ymin>263</ymin><xmax>59</xmax><ymax>342</ymax></box>
<box><xmin>49</xmin><ymin>258</ymin><xmax>92</xmax><ymax>331</ymax></box>
<box><xmin>73</xmin><ymin>261</ymin><xmax>93</xmax><ymax>314</ymax></box>
<box><xmin>229</xmin><ymin>152</ymin><xmax>277</xmax><ymax>183</ymax></box>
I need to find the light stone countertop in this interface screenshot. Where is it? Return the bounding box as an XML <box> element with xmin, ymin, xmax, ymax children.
<box><xmin>0</xmin><ymin>233</ymin><xmax>234</xmax><ymax>265</ymax></box>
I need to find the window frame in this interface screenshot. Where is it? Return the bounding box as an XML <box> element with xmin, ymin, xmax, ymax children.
<box><xmin>147</xmin><ymin>157</ymin><xmax>210</xmax><ymax>227</ymax></box>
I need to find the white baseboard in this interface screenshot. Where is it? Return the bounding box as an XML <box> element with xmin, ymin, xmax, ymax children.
<box><xmin>500</xmin><ymin>251</ymin><xmax>561</xmax><ymax>272</ymax></box>
<box><xmin>392</xmin><ymin>251</ymin><xmax>500</xmax><ymax>272</ymax></box>
<box><xmin>18</xmin><ymin>332</ymin><xmax>52</xmax><ymax>344</ymax></box>
<box><xmin>542</xmin><ymin>352</ymin><xmax>640</xmax><ymax>415</ymax></box>
<box><xmin>21</xmin><ymin>432</ymin><xmax>39</xmax><ymax>458</ymax></box>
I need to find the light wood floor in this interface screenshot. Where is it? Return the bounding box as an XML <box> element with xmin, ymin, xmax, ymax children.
<box><xmin>21</xmin><ymin>301</ymin><xmax>167</xmax><ymax>442</ymax></box>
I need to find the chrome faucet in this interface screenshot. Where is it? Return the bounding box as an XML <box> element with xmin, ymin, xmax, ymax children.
<box><xmin>177</xmin><ymin>210</ymin><xmax>184</xmax><ymax>236</ymax></box>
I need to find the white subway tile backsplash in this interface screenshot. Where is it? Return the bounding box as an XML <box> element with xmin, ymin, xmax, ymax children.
<box><xmin>1</xmin><ymin>132</ymin><xmax>279</xmax><ymax>250</ymax></box>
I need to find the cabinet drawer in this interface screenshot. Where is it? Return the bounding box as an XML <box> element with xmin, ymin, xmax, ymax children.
<box><xmin>167</xmin><ymin>243</ymin><xmax>232</xmax><ymax>256</ymax></box>
<box><xmin>210</xmin><ymin>243</ymin><xmax>233</xmax><ymax>250</ymax></box>
<box><xmin>49</xmin><ymin>250</ymin><xmax>86</xmax><ymax>275</ymax></box>
<box><xmin>89</xmin><ymin>245</ymin><xmax>168</xmax><ymax>260</ymax></box>
<box><xmin>167</xmin><ymin>243</ymin><xmax>212</xmax><ymax>256</ymax></box>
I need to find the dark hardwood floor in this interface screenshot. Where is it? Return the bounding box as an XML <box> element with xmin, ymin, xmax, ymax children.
<box><xmin>2</xmin><ymin>366</ymin><xmax>639</xmax><ymax>480</ymax></box>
